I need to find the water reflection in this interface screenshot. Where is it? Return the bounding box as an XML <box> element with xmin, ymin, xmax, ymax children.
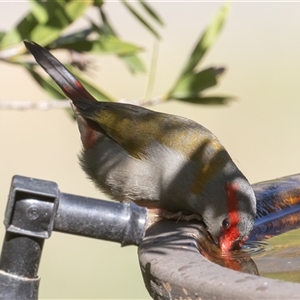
<box><xmin>243</xmin><ymin>241</ymin><xmax>270</xmax><ymax>255</ymax></box>
<box><xmin>250</xmin><ymin>174</ymin><xmax>300</xmax><ymax>241</ymax></box>
<box><xmin>197</xmin><ymin>232</ymin><xmax>260</xmax><ymax>275</ymax></box>
<box><xmin>252</xmin><ymin>228</ymin><xmax>300</xmax><ymax>283</ymax></box>
<box><xmin>198</xmin><ymin>174</ymin><xmax>300</xmax><ymax>282</ymax></box>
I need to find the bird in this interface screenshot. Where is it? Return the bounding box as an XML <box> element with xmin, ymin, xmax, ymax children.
<box><xmin>24</xmin><ymin>40</ymin><xmax>256</xmax><ymax>252</ymax></box>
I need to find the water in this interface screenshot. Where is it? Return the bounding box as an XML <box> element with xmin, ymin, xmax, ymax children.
<box><xmin>199</xmin><ymin>229</ymin><xmax>300</xmax><ymax>282</ymax></box>
<box><xmin>246</xmin><ymin>174</ymin><xmax>300</xmax><ymax>282</ymax></box>
<box><xmin>249</xmin><ymin>228</ymin><xmax>300</xmax><ymax>283</ymax></box>
<box><xmin>201</xmin><ymin>226</ymin><xmax>300</xmax><ymax>283</ymax></box>
<box><xmin>198</xmin><ymin>174</ymin><xmax>300</xmax><ymax>282</ymax></box>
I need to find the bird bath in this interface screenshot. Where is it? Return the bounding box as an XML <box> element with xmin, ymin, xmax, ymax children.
<box><xmin>208</xmin><ymin>173</ymin><xmax>300</xmax><ymax>281</ymax></box>
<box><xmin>248</xmin><ymin>173</ymin><xmax>300</xmax><ymax>283</ymax></box>
<box><xmin>139</xmin><ymin>174</ymin><xmax>300</xmax><ymax>299</ymax></box>
<box><xmin>251</xmin><ymin>229</ymin><xmax>300</xmax><ymax>283</ymax></box>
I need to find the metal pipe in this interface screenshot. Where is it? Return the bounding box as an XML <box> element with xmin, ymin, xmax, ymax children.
<box><xmin>54</xmin><ymin>192</ymin><xmax>147</xmax><ymax>246</ymax></box>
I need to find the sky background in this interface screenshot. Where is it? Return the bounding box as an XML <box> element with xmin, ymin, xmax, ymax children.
<box><xmin>1</xmin><ymin>1</ymin><xmax>300</xmax><ymax>299</ymax></box>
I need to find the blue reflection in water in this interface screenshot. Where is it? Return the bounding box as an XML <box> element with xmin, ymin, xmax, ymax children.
<box><xmin>199</xmin><ymin>174</ymin><xmax>300</xmax><ymax>279</ymax></box>
<box><xmin>250</xmin><ymin>174</ymin><xmax>300</xmax><ymax>242</ymax></box>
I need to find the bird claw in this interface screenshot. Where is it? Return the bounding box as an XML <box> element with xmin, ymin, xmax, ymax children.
<box><xmin>162</xmin><ymin>211</ymin><xmax>202</xmax><ymax>223</ymax></box>
<box><xmin>146</xmin><ymin>208</ymin><xmax>202</xmax><ymax>228</ymax></box>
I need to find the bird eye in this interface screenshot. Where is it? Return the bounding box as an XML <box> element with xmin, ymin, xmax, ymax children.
<box><xmin>222</xmin><ymin>218</ymin><xmax>230</xmax><ymax>230</ymax></box>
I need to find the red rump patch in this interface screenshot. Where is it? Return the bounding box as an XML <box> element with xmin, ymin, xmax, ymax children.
<box><xmin>84</xmin><ymin>128</ymin><xmax>99</xmax><ymax>149</ymax></box>
<box><xmin>220</xmin><ymin>183</ymin><xmax>241</xmax><ymax>252</ymax></box>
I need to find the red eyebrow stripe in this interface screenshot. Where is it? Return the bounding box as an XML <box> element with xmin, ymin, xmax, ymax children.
<box><xmin>226</xmin><ymin>183</ymin><xmax>240</xmax><ymax>224</ymax></box>
<box><xmin>225</xmin><ymin>183</ymin><xmax>241</xmax><ymax>240</ymax></box>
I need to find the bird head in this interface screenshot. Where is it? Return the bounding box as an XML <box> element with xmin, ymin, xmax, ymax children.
<box><xmin>199</xmin><ymin>178</ymin><xmax>256</xmax><ymax>253</ymax></box>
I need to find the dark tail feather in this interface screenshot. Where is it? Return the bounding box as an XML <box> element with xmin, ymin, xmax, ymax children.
<box><xmin>24</xmin><ymin>41</ymin><xmax>97</xmax><ymax>103</ymax></box>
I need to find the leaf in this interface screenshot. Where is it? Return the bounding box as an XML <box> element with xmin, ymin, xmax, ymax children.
<box><xmin>50</xmin><ymin>36</ymin><xmax>141</xmax><ymax>56</ymax></box>
<box><xmin>177</xmin><ymin>96</ymin><xmax>233</xmax><ymax>105</ymax></box>
<box><xmin>121</xmin><ymin>0</ymin><xmax>160</xmax><ymax>39</ymax></box>
<box><xmin>93</xmin><ymin>0</ymin><xmax>104</xmax><ymax>7</ymax></box>
<box><xmin>169</xmin><ymin>67</ymin><xmax>224</xmax><ymax>99</ymax></box>
<box><xmin>26</xmin><ymin>62</ymin><xmax>116</xmax><ymax>102</ymax></box>
<box><xmin>99</xmin><ymin>6</ymin><xmax>117</xmax><ymax>36</ymax></box>
<box><xmin>0</xmin><ymin>0</ymin><xmax>92</xmax><ymax>50</ymax></box>
<box><xmin>30</xmin><ymin>0</ymin><xmax>50</xmax><ymax>24</ymax></box>
<box><xmin>165</xmin><ymin>4</ymin><xmax>229</xmax><ymax>101</ymax></box>
<box><xmin>119</xmin><ymin>53</ymin><xmax>146</xmax><ymax>74</ymax></box>
<box><xmin>87</xmin><ymin>36</ymin><xmax>142</xmax><ymax>55</ymax></box>
<box><xmin>180</xmin><ymin>4</ymin><xmax>230</xmax><ymax>77</ymax></box>
<box><xmin>96</xmin><ymin>9</ymin><xmax>145</xmax><ymax>73</ymax></box>
<box><xmin>0</xmin><ymin>31</ymin><xmax>6</xmax><ymax>43</ymax></box>
<box><xmin>25</xmin><ymin>62</ymin><xmax>75</xmax><ymax>118</ymax></box>
<box><xmin>29</xmin><ymin>0</ymin><xmax>92</xmax><ymax>47</ymax></box>
<box><xmin>49</xmin><ymin>28</ymin><xmax>93</xmax><ymax>49</ymax></box>
<box><xmin>48</xmin><ymin>25</ymin><xmax>144</xmax><ymax>73</ymax></box>
<box><xmin>137</xmin><ymin>0</ymin><xmax>164</xmax><ymax>26</ymax></box>
<box><xmin>0</xmin><ymin>12</ymin><xmax>39</xmax><ymax>49</ymax></box>
<box><xmin>68</xmin><ymin>65</ymin><xmax>117</xmax><ymax>102</ymax></box>
<box><xmin>25</xmin><ymin>64</ymin><xmax>67</xmax><ymax>99</ymax></box>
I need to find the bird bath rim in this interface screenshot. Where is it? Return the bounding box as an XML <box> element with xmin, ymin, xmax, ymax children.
<box><xmin>138</xmin><ymin>220</ymin><xmax>300</xmax><ymax>300</ymax></box>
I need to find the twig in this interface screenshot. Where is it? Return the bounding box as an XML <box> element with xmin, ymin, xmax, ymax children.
<box><xmin>0</xmin><ymin>100</ymin><xmax>70</xmax><ymax>110</ymax></box>
<box><xmin>143</xmin><ymin>41</ymin><xmax>159</xmax><ymax>103</ymax></box>
<box><xmin>0</xmin><ymin>45</ymin><xmax>24</xmax><ymax>61</ymax></box>
<box><xmin>0</xmin><ymin>97</ymin><xmax>168</xmax><ymax>111</ymax></box>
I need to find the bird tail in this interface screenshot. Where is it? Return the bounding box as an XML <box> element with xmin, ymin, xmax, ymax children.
<box><xmin>24</xmin><ymin>41</ymin><xmax>97</xmax><ymax>104</ymax></box>
<box><xmin>24</xmin><ymin>41</ymin><xmax>103</xmax><ymax>149</ymax></box>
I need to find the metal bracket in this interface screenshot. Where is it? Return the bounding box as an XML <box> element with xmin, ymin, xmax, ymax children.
<box><xmin>4</xmin><ymin>175</ymin><xmax>59</xmax><ymax>239</ymax></box>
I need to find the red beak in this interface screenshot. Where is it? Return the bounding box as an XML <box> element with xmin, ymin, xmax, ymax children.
<box><xmin>219</xmin><ymin>236</ymin><xmax>248</xmax><ymax>253</ymax></box>
<box><xmin>219</xmin><ymin>237</ymin><xmax>232</xmax><ymax>253</ymax></box>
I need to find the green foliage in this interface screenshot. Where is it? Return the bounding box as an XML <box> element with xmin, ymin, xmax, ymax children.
<box><xmin>166</xmin><ymin>4</ymin><xmax>230</xmax><ymax>104</ymax></box>
<box><xmin>51</xmin><ymin>36</ymin><xmax>141</xmax><ymax>55</ymax></box>
<box><xmin>0</xmin><ymin>1</ymin><xmax>230</xmax><ymax>105</ymax></box>
<box><xmin>121</xmin><ymin>0</ymin><xmax>161</xmax><ymax>39</ymax></box>
<box><xmin>0</xmin><ymin>0</ymin><xmax>92</xmax><ymax>49</ymax></box>
<box><xmin>68</xmin><ymin>65</ymin><xmax>117</xmax><ymax>102</ymax></box>
<box><xmin>24</xmin><ymin>62</ymin><xmax>66</xmax><ymax>99</ymax></box>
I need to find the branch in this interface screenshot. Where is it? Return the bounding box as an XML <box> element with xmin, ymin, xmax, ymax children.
<box><xmin>0</xmin><ymin>100</ymin><xmax>70</xmax><ymax>110</ymax></box>
<box><xmin>0</xmin><ymin>97</ymin><xmax>167</xmax><ymax>111</ymax></box>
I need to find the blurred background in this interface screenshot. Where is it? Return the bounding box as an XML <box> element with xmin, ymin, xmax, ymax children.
<box><xmin>1</xmin><ymin>1</ymin><xmax>300</xmax><ymax>299</ymax></box>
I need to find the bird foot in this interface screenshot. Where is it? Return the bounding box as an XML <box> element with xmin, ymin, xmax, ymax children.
<box><xmin>162</xmin><ymin>211</ymin><xmax>202</xmax><ymax>222</ymax></box>
<box><xmin>146</xmin><ymin>208</ymin><xmax>202</xmax><ymax>228</ymax></box>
